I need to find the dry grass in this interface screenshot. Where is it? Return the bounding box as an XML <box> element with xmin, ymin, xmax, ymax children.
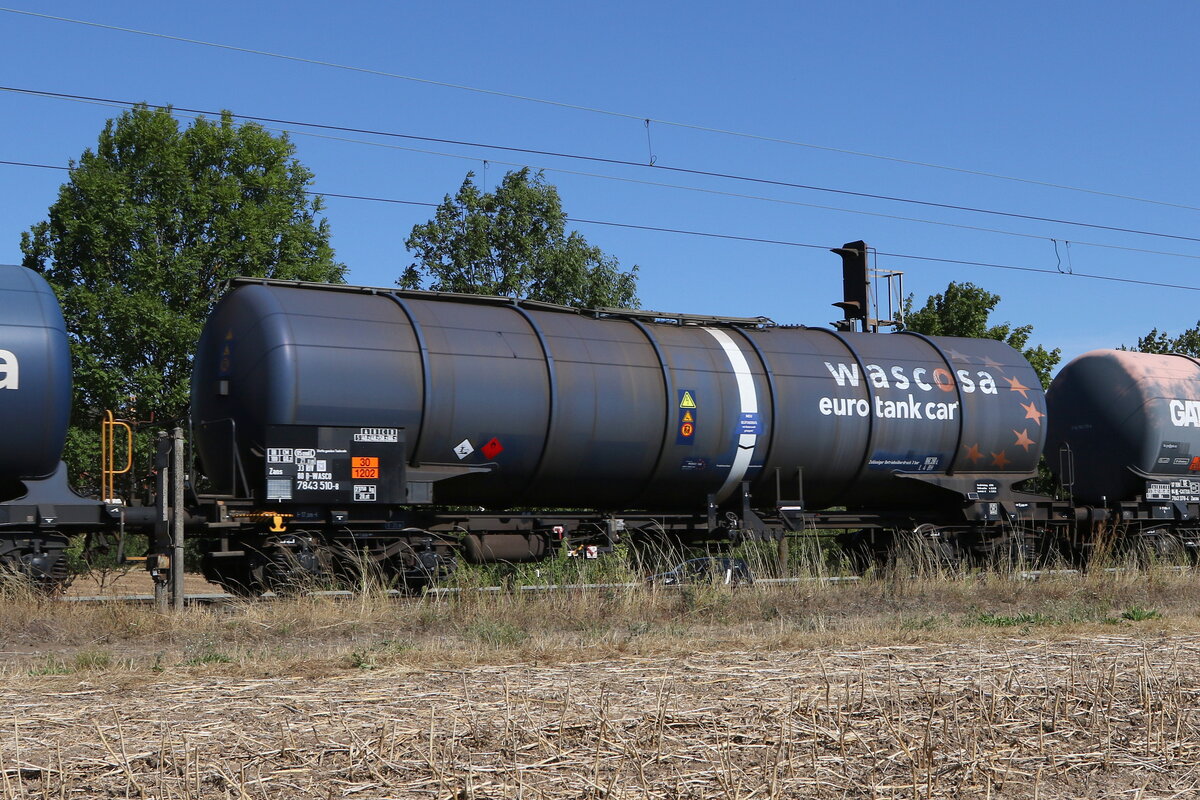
<box><xmin>3</xmin><ymin>565</ymin><xmax>1200</xmax><ymax>796</ymax></box>
<box><xmin>9</xmin><ymin>561</ymin><xmax>1200</xmax><ymax>672</ymax></box>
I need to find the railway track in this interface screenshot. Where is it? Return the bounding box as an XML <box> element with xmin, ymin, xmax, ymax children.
<box><xmin>58</xmin><ymin>563</ymin><xmax>1197</xmax><ymax>605</ymax></box>
<box><xmin>60</xmin><ymin>575</ymin><xmax>868</xmax><ymax>605</ymax></box>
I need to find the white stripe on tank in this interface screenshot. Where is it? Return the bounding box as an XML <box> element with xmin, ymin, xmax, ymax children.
<box><xmin>703</xmin><ymin>327</ymin><xmax>759</xmax><ymax>503</ymax></box>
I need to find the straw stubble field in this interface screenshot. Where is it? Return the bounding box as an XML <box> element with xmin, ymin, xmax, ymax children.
<box><xmin>5</xmin><ymin>568</ymin><xmax>1200</xmax><ymax>798</ymax></box>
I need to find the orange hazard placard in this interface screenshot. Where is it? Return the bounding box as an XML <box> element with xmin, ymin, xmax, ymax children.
<box><xmin>353</xmin><ymin>457</ymin><xmax>380</xmax><ymax>479</ymax></box>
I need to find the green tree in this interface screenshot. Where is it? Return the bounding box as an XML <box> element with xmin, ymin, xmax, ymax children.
<box><xmin>401</xmin><ymin>168</ymin><xmax>639</xmax><ymax>308</ymax></box>
<box><xmin>21</xmin><ymin>105</ymin><xmax>344</xmax><ymax>484</ymax></box>
<box><xmin>904</xmin><ymin>282</ymin><xmax>1060</xmax><ymax>388</ymax></box>
<box><xmin>1129</xmin><ymin>323</ymin><xmax>1200</xmax><ymax>355</ymax></box>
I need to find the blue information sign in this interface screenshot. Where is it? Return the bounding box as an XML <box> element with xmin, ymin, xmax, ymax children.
<box><xmin>737</xmin><ymin>412</ymin><xmax>763</xmax><ymax>435</ymax></box>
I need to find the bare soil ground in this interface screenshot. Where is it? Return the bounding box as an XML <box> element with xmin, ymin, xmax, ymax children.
<box><xmin>6</xmin><ymin>568</ymin><xmax>1200</xmax><ymax>798</ymax></box>
<box><xmin>64</xmin><ymin>569</ymin><xmax>222</xmax><ymax>597</ymax></box>
<box><xmin>2</xmin><ymin>633</ymin><xmax>1199</xmax><ymax>798</ymax></box>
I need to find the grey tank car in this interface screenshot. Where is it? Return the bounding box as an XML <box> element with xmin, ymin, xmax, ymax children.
<box><xmin>1047</xmin><ymin>349</ymin><xmax>1200</xmax><ymax>507</ymax></box>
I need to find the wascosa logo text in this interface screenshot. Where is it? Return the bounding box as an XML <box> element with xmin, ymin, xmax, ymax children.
<box><xmin>824</xmin><ymin>362</ymin><xmax>999</xmax><ymax>394</ymax></box>
<box><xmin>0</xmin><ymin>349</ymin><xmax>17</xmax><ymax>390</ymax></box>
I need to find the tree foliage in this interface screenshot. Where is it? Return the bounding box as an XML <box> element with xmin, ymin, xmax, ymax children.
<box><xmin>1129</xmin><ymin>323</ymin><xmax>1200</xmax><ymax>356</ymax></box>
<box><xmin>904</xmin><ymin>281</ymin><xmax>1061</xmax><ymax>388</ymax></box>
<box><xmin>21</xmin><ymin>105</ymin><xmax>344</xmax><ymax>481</ymax></box>
<box><xmin>401</xmin><ymin>168</ymin><xmax>639</xmax><ymax>308</ymax></box>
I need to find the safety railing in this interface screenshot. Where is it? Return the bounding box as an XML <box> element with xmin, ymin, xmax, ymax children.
<box><xmin>101</xmin><ymin>409</ymin><xmax>133</xmax><ymax>503</ymax></box>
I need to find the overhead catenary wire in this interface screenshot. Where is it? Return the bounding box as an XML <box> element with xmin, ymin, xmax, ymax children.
<box><xmin>266</xmin><ymin>126</ymin><xmax>1200</xmax><ymax>263</ymax></box>
<box><xmin>29</xmin><ymin>93</ymin><xmax>1200</xmax><ymax>264</ymax></box>
<box><xmin>0</xmin><ymin>159</ymin><xmax>65</xmax><ymax>171</ymax></box>
<box><xmin>20</xmin><ymin>89</ymin><xmax>1193</xmax><ymax>262</ymax></box>
<box><xmin>565</xmin><ymin>219</ymin><xmax>1200</xmax><ymax>293</ymax></box>
<box><xmin>5</xmin><ymin>85</ymin><xmax>1200</xmax><ymax>248</ymax></box>
<box><xmin>4</xmin><ymin>159</ymin><xmax>1198</xmax><ymax>294</ymax></box>
<box><xmin>1</xmin><ymin>5</ymin><xmax>1196</xmax><ymax>214</ymax></box>
<box><xmin>16</xmin><ymin>87</ymin><xmax>1200</xmax><ymax>263</ymax></box>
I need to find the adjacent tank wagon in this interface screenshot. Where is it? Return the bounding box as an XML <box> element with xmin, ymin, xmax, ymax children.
<box><xmin>1048</xmin><ymin>349</ymin><xmax>1200</xmax><ymax>507</ymax></box>
<box><xmin>0</xmin><ymin>266</ymin><xmax>107</xmax><ymax>587</ymax></box>
<box><xmin>0</xmin><ymin>265</ymin><xmax>72</xmax><ymax>485</ymax></box>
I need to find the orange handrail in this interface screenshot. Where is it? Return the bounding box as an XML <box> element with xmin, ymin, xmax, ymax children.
<box><xmin>100</xmin><ymin>410</ymin><xmax>133</xmax><ymax>502</ymax></box>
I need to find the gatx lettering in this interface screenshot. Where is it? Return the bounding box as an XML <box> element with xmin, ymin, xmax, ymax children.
<box><xmin>0</xmin><ymin>349</ymin><xmax>18</xmax><ymax>390</ymax></box>
<box><xmin>1169</xmin><ymin>399</ymin><xmax>1200</xmax><ymax>427</ymax></box>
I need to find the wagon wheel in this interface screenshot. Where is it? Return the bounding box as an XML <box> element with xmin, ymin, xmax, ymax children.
<box><xmin>986</xmin><ymin>526</ymin><xmax>1043</xmax><ymax>570</ymax></box>
<box><xmin>890</xmin><ymin>524</ymin><xmax>961</xmax><ymax>575</ymax></box>
<box><xmin>1132</xmin><ymin>527</ymin><xmax>1195</xmax><ymax>567</ymax></box>
<box><xmin>833</xmin><ymin>529</ymin><xmax>883</xmax><ymax>575</ymax></box>
<box><xmin>200</xmin><ymin>549</ymin><xmax>267</xmax><ymax>597</ymax></box>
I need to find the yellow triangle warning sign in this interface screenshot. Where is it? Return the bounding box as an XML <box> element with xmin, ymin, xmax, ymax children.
<box><xmin>682</xmin><ymin>411</ymin><xmax>694</xmax><ymax>423</ymax></box>
<box><xmin>679</xmin><ymin>391</ymin><xmax>697</xmax><ymax>409</ymax></box>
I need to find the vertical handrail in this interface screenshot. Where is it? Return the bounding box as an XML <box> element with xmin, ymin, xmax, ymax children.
<box><xmin>1058</xmin><ymin>442</ymin><xmax>1075</xmax><ymax>500</ymax></box>
<box><xmin>171</xmin><ymin>427</ymin><xmax>186</xmax><ymax>610</ymax></box>
<box><xmin>101</xmin><ymin>410</ymin><xmax>134</xmax><ymax>502</ymax></box>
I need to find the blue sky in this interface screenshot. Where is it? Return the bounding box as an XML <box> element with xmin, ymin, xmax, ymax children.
<box><xmin>1</xmin><ymin>1</ymin><xmax>1197</xmax><ymax>369</ymax></box>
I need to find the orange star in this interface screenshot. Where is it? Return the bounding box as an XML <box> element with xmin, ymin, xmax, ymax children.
<box><xmin>1021</xmin><ymin>401</ymin><xmax>1045</xmax><ymax>426</ymax></box>
<box><xmin>963</xmin><ymin>443</ymin><xmax>984</xmax><ymax>463</ymax></box>
<box><xmin>981</xmin><ymin>355</ymin><xmax>1005</xmax><ymax>372</ymax></box>
<box><xmin>1013</xmin><ymin>429</ymin><xmax>1035</xmax><ymax>452</ymax></box>
<box><xmin>991</xmin><ymin>450</ymin><xmax>1011</xmax><ymax>469</ymax></box>
<box><xmin>946</xmin><ymin>348</ymin><xmax>968</xmax><ymax>362</ymax></box>
<box><xmin>1005</xmin><ymin>376</ymin><xmax>1032</xmax><ymax>398</ymax></box>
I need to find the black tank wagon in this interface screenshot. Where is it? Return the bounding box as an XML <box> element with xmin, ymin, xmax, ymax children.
<box><xmin>187</xmin><ymin>276</ymin><xmax>1053</xmax><ymax>592</ymax></box>
<box><xmin>6</xmin><ymin>243</ymin><xmax>1196</xmax><ymax>594</ymax></box>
